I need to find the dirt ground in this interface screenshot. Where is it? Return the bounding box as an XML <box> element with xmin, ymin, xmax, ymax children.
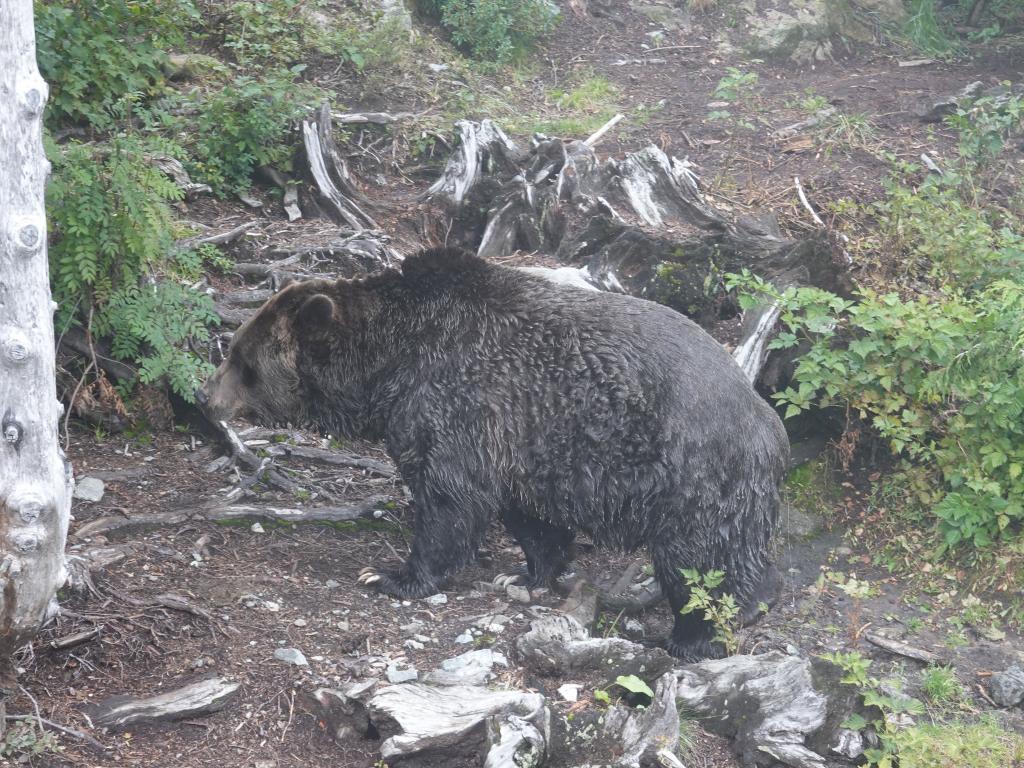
<box><xmin>13</xmin><ymin>4</ymin><xmax>1024</xmax><ymax>767</ymax></box>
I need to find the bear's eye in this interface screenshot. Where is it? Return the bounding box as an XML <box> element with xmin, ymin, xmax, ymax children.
<box><xmin>241</xmin><ymin>362</ymin><xmax>258</xmax><ymax>387</ymax></box>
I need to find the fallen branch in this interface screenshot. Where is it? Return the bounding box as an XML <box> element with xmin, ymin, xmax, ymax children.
<box><xmin>864</xmin><ymin>632</ymin><xmax>943</xmax><ymax>664</ymax></box>
<box><xmin>4</xmin><ymin>715</ymin><xmax>106</xmax><ymax>752</ymax></box>
<box><xmin>175</xmin><ymin>220</ymin><xmax>259</xmax><ymax>251</ymax></box>
<box><xmin>264</xmin><ymin>444</ymin><xmax>395</xmax><ymax>477</ymax></box>
<box><xmin>72</xmin><ymin>496</ymin><xmax>391</xmax><ymax>539</ymax></box>
<box><xmin>583</xmin><ymin>113</ymin><xmax>625</xmax><ymax>148</ymax></box>
<box><xmin>333</xmin><ymin>111</ymin><xmax>417</xmax><ymax>125</ymax></box>
<box><xmin>84</xmin><ymin>677</ymin><xmax>241</xmax><ymax>730</ymax></box>
<box><xmin>794</xmin><ymin>176</ymin><xmax>825</xmax><ymax>228</ymax></box>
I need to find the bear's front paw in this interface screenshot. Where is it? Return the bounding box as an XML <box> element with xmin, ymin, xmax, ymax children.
<box><xmin>356</xmin><ymin>566</ymin><xmax>438</xmax><ymax>599</ymax></box>
<box><xmin>493</xmin><ymin>563</ymin><xmax>531</xmax><ymax>589</ymax></box>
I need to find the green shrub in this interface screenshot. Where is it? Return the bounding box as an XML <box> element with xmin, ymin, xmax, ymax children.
<box><xmin>418</xmin><ymin>0</ymin><xmax>557</xmax><ymax>66</ymax></box>
<box><xmin>35</xmin><ymin>0</ymin><xmax>197</xmax><ymax>130</ymax></box>
<box><xmin>189</xmin><ymin>73</ymin><xmax>320</xmax><ymax>196</ymax></box>
<box><xmin>887</xmin><ymin>719</ymin><xmax>1024</xmax><ymax>768</ymax></box>
<box><xmin>945</xmin><ymin>88</ymin><xmax>1024</xmax><ymax>165</ymax></box>
<box><xmin>728</xmin><ymin>273</ymin><xmax>1024</xmax><ymax>550</ymax></box>
<box><xmin>47</xmin><ymin>136</ymin><xmax>218</xmax><ymax>400</ymax></box>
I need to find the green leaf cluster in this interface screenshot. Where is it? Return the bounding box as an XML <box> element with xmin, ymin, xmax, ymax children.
<box><xmin>35</xmin><ymin>0</ymin><xmax>198</xmax><ymax>130</ymax></box>
<box><xmin>417</xmin><ymin>0</ymin><xmax>557</xmax><ymax>67</ymax></box>
<box><xmin>47</xmin><ymin>136</ymin><xmax>219</xmax><ymax>400</ymax></box>
<box><xmin>678</xmin><ymin>569</ymin><xmax>740</xmax><ymax>654</ymax></box>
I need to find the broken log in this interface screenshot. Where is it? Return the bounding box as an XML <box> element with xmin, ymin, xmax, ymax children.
<box><xmin>71</xmin><ymin>495</ymin><xmax>390</xmax><ymax>539</ymax></box>
<box><xmin>333</xmin><ymin>111</ymin><xmax>417</xmax><ymax>125</ymax></box>
<box><xmin>84</xmin><ymin>677</ymin><xmax>240</xmax><ymax>730</ymax></box>
<box><xmin>175</xmin><ymin>220</ymin><xmax>259</xmax><ymax>251</ymax></box>
<box><xmin>368</xmin><ymin>683</ymin><xmax>548</xmax><ymax>762</ymax></box>
<box><xmin>302</xmin><ymin>103</ymin><xmax>378</xmax><ymax>230</ymax></box>
<box><xmin>263</xmin><ymin>443</ymin><xmax>395</xmax><ymax>477</ymax></box>
<box><xmin>863</xmin><ymin>632</ymin><xmax>944</xmax><ymax>664</ymax></box>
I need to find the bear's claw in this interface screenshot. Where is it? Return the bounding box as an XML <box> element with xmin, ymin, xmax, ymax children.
<box><xmin>357</xmin><ymin>567</ymin><xmax>383</xmax><ymax>585</ymax></box>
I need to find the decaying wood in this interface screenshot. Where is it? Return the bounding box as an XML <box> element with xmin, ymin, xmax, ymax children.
<box><xmin>47</xmin><ymin>627</ymin><xmax>102</xmax><ymax>651</ymax></box>
<box><xmin>369</xmin><ymin>683</ymin><xmax>547</xmax><ymax>762</ymax></box>
<box><xmin>71</xmin><ymin>496</ymin><xmax>389</xmax><ymax>539</ymax></box>
<box><xmin>302</xmin><ymin>103</ymin><xmax>378</xmax><ymax>230</ymax></box>
<box><xmin>175</xmin><ymin>220</ymin><xmax>259</xmax><ymax>251</ymax></box>
<box><xmin>0</xmin><ymin>1</ymin><xmax>73</xmax><ymax>700</ymax></box>
<box><xmin>583</xmin><ymin>112</ymin><xmax>624</xmax><ymax>148</ymax></box>
<box><xmin>333</xmin><ymin>111</ymin><xmax>416</xmax><ymax>125</ymax></box>
<box><xmin>84</xmin><ymin>676</ymin><xmax>240</xmax><ymax>730</ymax></box>
<box><xmin>264</xmin><ymin>444</ymin><xmax>395</xmax><ymax>477</ymax></box>
<box><xmin>59</xmin><ymin>327</ymin><xmax>136</xmax><ymax>384</ymax></box>
<box><xmin>426</xmin><ymin>119</ymin><xmax>521</xmax><ymax>206</ymax></box>
<box><xmin>863</xmin><ymin>632</ymin><xmax>943</xmax><ymax>664</ymax></box>
<box><xmin>602</xmin><ymin>672</ymin><xmax>680</xmax><ymax>768</ymax></box>
<box><xmin>148</xmin><ymin>154</ymin><xmax>211</xmax><ymax>199</ymax></box>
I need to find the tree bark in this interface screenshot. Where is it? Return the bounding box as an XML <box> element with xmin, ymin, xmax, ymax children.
<box><xmin>0</xmin><ymin>0</ymin><xmax>72</xmax><ymax>717</ymax></box>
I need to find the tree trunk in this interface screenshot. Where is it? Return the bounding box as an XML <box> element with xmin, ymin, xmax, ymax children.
<box><xmin>0</xmin><ymin>0</ymin><xmax>72</xmax><ymax>724</ymax></box>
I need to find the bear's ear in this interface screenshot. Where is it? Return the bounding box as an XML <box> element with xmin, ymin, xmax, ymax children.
<box><xmin>296</xmin><ymin>294</ymin><xmax>336</xmax><ymax>334</ymax></box>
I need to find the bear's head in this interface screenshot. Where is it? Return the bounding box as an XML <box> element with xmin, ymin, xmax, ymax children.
<box><xmin>198</xmin><ymin>279</ymin><xmax>340</xmax><ymax>426</ymax></box>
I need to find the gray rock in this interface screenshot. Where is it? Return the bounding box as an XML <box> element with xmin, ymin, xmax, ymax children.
<box><xmin>455</xmin><ymin>631</ymin><xmax>474</xmax><ymax>644</ymax></box>
<box><xmin>386</xmin><ymin>660</ymin><xmax>419</xmax><ymax>684</ymax></box>
<box><xmin>506</xmin><ymin>584</ymin><xmax>532</xmax><ymax>604</ymax></box>
<box><xmin>623</xmin><ymin>618</ymin><xmax>645</xmax><ymax>641</ymax></box>
<box><xmin>557</xmin><ymin>684</ymin><xmax>580</xmax><ymax>702</ymax></box>
<box><xmin>424</xmin><ymin>649</ymin><xmax>509</xmax><ymax>687</ymax></box>
<box><xmin>425</xmin><ymin>593</ymin><xmax>448</xmax><ymax>606</ymax></box>
<box><xmin>990</xmin><ymin>664</ymin><xmax>1024</xmax><ymax>707</ymax></box>
<box><xmin>831</xmin><ymin>728</ymin><xmax>864</xmax><ymax>759</ymax></box>
<box><xmin>73</xmin><ymin>477</ymin><xmax>105</xmax><ymax>503</ymax></box>
<box><xmin>372</xmin><ymin>0</ymin><xmax>413</xmax><ymax>30</ymax></box>
<box><xmin>404</xmin><ymin>639</ymin><xmax>425</xmax><ymax>651</ymax></box>
<box><xmin>400</xmin><ymin>620</ymin><xmax>426</xmax><ymax>636</ymax></box>
<box><xmin>273</xmin><ymin>648</ymin><xmax>308</xmax><ymax>667</ymax></box>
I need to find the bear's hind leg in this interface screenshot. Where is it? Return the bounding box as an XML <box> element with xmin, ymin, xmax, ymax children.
<box><xmin>651</xmin><ymin>541</ymin><xmax>724</xmax><ymax>662</ymax></box>
<box><xmin>495</xmin><ymin>508</ymin><xmax>575</xmax><ymax>590</ymax></box>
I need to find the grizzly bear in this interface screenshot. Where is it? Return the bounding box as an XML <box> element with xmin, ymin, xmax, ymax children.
<box><xmin>199</xmin><ymin>247</ymin><xmax>789</xmax><ymax>660</ymax></box>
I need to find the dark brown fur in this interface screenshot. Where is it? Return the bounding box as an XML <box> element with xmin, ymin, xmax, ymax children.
<box><xmin>200</xmin><ymin>248</ymin><xmax>789</xmax><ymax>659</ymax></box>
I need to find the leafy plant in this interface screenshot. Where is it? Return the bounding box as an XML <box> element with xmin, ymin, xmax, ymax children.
<box><xmin>712</xmin><ymin>67</ymin><xmax>758</xmax><ymax>102</ymax></box>
<box><xmin>946</xmin><ymin>87</ymin><xmax>1024</xmax><ymax>164</ymax></box>
<box><xmin>35</xmin><ymin>0</ymin><xmax>198</xmax><ymax>130</ymax></box>
<box><xmin>189</xmin><ymin>72</ymin><xmax>321</xmax><ymax>195</ymax></box>
<box><xmin>0</xmin><ymin>718</ymin><xmax>62</xmax><ymax>760</ymax></box>
<box><xmin>678</xmin><ymin>569</ymin><xmax>741</xmax><ymax>654</ymax></box>
<box><xmin>886</xmin><ymin>719</ymin><xmax>1024</xmax><ymax>768</ymax></box>
<box><xmin>47</xmin><ymin>135</ymin><xmax>218</xmax><ymax>400</ymax></box>
<box><xmin>921</xmin><ymin>664</ymin><xmax>962</xmax><ymax>704</ymax></box>
<box><xmin>903</xmin><ymin>0</ymin><xmax>958</xmax><ymax>58</ymax></box>
<box><xmin>612</xmin><ymin>674</ymin><xmax>654</xmax><ymax>698</ymax></box>
<box><xmin>418</xmin><ymin>0</ymin><xmax>557</xmax><ymax>66</ymax></box>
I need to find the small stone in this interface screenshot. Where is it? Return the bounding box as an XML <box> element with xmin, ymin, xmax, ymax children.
<box><xmin>425</xmin><ymin>593</ymin><xmax>448</xmax><ymax>606</ymax></box>
<box><xmin>455</xmin><ymin>631</ymin><xmax>474</xmax><ymax>644</ymax></box>
<box><xmin>990</xmin><ymin>664</ymin><xmax>1024</xmax><ymax>707</ymax></box>
<box><xmin>250</xmin><ymin>522</ymin><xmax>265</xmax><ymax>534</ymax></box>
<box><xmin>558</xmin><ymin>684</ymin><xmax>580</xmax><ymax>702</ymax></box>
<box><xmin>385</xmin><ymin>661</ymin><xmax>418</xmax><ymax>684</ymax></box>
<box><xmin>73</xmin><ymin>477</ymin><xmax>105</xmax><ymax>503</ymax></box>
<box><xmin>325</xmin><ymin>579</ymin><xmax>341</xmax><ymax>589</ymax></box>
<box><xmin>506</xmin><ymin>585</ymin><xmax>532</xmax><ymax>604</ymax></box>
<box><xmin>254</xmin><ymin>760</ymin><xmax>276</xmax><ymax>768</ymax></box>
<box><xmin>293</xmin><ymin>618</ymin><xmax>308</xmax><ymax>627</ymax></box>
<box><xmin>785</xmin><ymin>643</ymin><xmax>800</xmax><ymax>655</ymax></box>
<box><xmin>412</xmin><ymin>634</ymin><xmax>431</xmax><ymax>643</ymax></box>
<box><xmin>835</xmin><ymin>546</ymin><xmax>853</xmax><ymax>557</ymax></box>
<box><xmin>273</xmin><ymin>648</ymin><xmax>308</xmax><ymax>667</ymax></box>
<box><xmin>400</xmin><ymin>621</ymin><xmax>426</xmax><ymax>636</ymax></box>
<box><xmin>404</xmin><ymin>639</ymin><xmax>425</xmax><ymax>650</ymax></box>
<box><xmin>263</xmin><ymin>600</ymin><xmax>281</xmax><ymax>613</ymax></box>
<box><xmin>428</xmin><ymin>63</ymin><xmax>449</xmax><ymax>73</ymax></box>
<box><xmin>623</xmin><ymin>618</ymin><xmax>645</xmax><ymax>640</ymax></box>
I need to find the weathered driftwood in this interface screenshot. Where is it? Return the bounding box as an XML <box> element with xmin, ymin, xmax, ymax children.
<box><xmin>71</xmin><ymin>496</ymin><xmax>389</xmax><ymax>539</ymax></box>
<box><xmin>484</xmin><ymin>715</ymin><xmax>546</xmax><ymax>768</ymax></box>
<box><xmin>675</xmin><ymin>651</ymin><xmax>874</xmax><ymax>768</ymax></box>
<box><xmin>601</xmin><ymin>672</ymin><xmax>680</xmax><ymax>768</ymax></box>
<box><xmin>863</xmin><ymin>632</ymin><xmax>944</xmax><ymax>664</ymax></box>
<box><xmin>264</xmin><ymin>444</ymin><xmax>395</xmax><ymax>477</ymax></box>
<box><xmin>0</xmin><ymin>1</ymin><xmax>73</xmax><ymax>701</ymax></box>
<box><xmin>515</xmin><ymin>614</ymin><xmax>673</xmax><ymax>682</ymax></box>
<box><xmin>368</xmin><ymin>683</ymin><xmax>548</xmax><ymax>762</ymax></box>
<box><xmin>148</xmin><ymin>154</ymin><xmax>211</xmax><ymax>199</ymax></box>
<box><xmin>84</xmin><ymin>676</ymin><xmax>240</xmax><ymax>730</ymax></box>
<box><xmin>302</xmin><ymin>103</ymin><xmax>378</xmax><ymax>230</ymax></box>
<box><xmin>424</xmin><ymin>120</ymin><xmax>840</xmax><ymax>386</ymax></box>
<box><xmin>333</xmin><ymin>111</ymin><xmax>417</xmax><ymax>125</ymax></box>
<box><xmin>305</xmin><ymin>680</ymin><xmax>376</xmax><ymax>741</ymax></box>
<box><xmin>175</xmin><ymin>220</ymin><xmax>258</xmax><ymax>251</ymax></box>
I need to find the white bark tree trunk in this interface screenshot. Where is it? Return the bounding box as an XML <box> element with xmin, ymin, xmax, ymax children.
<box><xmin>0</xmin><ymin>0</ymin><xmax>72</xmax><ymax>708</ymax></box>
